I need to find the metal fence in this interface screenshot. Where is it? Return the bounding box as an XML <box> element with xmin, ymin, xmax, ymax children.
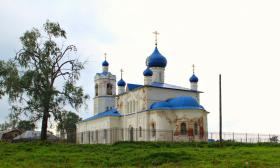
<box><xmin>208</xmin><ymin>132</ymin><xmax>280</xmax><ymax>143</ymax></box>
<box><xmin>76</xmin><ymin>128</ymin><xmax>280</xmax><ymax>144</ymax></box>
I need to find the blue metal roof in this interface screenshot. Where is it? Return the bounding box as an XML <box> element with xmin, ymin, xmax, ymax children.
<box><xmin>189</xmin><ymin>74</ymin><xmax>199</xmax><ymax>83</ymax></box>
<box><xmin>82</xmin><ymin>108</ymin><xmax>121</xmax><ymax>122</ymax></box>
<box><xmin>117</xmin><ymin>78</ymin><xmax>126</xmax><ymax>86</ymax></box>
<box><xmin>147</xmin><ymin>47</ymin><xmax>167</xmax><ymax>68</ymax></box>
<box><xmin>150</xmin><ymin>82</ymin><xmax>191</xmax><ymax>91</ymax></box>
<box><xmin>127</xmin><ymin>83</ymin><xmax>143</xmax><ymax>91</ymax></box>
<box><xmin>149</xmin><ymin>96</ymin><xmax>204</xmax><ymax>110</ymax></box>
<box><xmin>125</xmin><ymin>82</ymin><xmax>202</xmax><ymax>92</ymax></box>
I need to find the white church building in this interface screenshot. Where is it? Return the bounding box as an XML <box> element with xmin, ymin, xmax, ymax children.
<box><xmin>76</xmin><ymin>35</ymin><xmax>209</xmax><ymax>144</ymax></box>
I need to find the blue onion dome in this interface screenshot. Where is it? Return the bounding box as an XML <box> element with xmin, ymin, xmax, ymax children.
<box><xmin>143</xmin><ymin>67</ymin><xmax>153</xmax><ymax>76</ymax></box>
<box><xmin>102</xmin><ymin>60</ymin><xmax>109</xmax><ymax>66</ymax></box>
<box><xmin>150</xmin><ymin>101</ymin><xmax>170</xmax><ymax>109</ymax></box>
<box><xmin>146</xmin><ymin>47</ymin><xmax>167</xmax><ymax>68</ymax></box>
<box><xmin>189</xmin><ymin>74</ymin><xmax>199</xmax><ymax>83</ymax></box>
<box><xmin>149</xmin><ymin>96</ymin><xmax>204</xmax><ymax>110</ymax></box>
<box><xmin>117</xmin><ymin>78</ymin><xmax>126</xmax><ymax>87</ymax></box>
<box><xmin>167</xmin><ymin>96</ymin><xmax>201</xmax><ymax>108</ymax></box>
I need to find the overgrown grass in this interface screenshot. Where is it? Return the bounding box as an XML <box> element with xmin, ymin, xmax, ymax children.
<box><xmin>0</xmin><ymin>141</ymin><xmax>280</xmax><ymax>168</ymax></box>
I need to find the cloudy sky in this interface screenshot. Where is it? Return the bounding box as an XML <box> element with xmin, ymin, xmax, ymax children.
<box><xmin>1</xmin><ymin>0</ymin><xmax>280</xmax><ymax>134</ymax></box>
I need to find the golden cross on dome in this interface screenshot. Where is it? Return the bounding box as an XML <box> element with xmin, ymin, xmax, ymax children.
<box><xmin>153</xmin><ymin>31</ymin><xmax>160</xmax><ymax>46</ymax></box>
<box><xmin>192</xmin><ymin>64</ymin><xmax>195</xmax><ymax>74</ymax></box>
<box><xmin>120</xmin><ymin>69</ymin><xmax>123</xmax><ymax>79</ymax></box>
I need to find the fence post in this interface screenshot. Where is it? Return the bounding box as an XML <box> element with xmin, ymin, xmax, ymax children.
<box><xmin>258</xmin><ymin>133</ymin><xmax>260</xmax><ymax>143</ymax></box>
<box><xmin>245</xmin><ymin>133</ymin><xmax>247</xmax><ymax>143</ymax></box>
<box><xmin>211</xmin><ymin>132</ymin><xmax>213</xmax><ymax>139</ymax></box>
<box><xmin>233</xmin><ymin>132</ymin><xmax>235</xmax><ymax>141</ymax></box>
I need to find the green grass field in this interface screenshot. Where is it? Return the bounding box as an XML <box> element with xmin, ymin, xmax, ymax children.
<box><xmin>0</xmin><ymin>141</ymin><xmax>280</xmax><ymax>168</ymax></box>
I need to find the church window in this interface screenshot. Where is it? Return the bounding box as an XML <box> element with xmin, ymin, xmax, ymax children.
<box><xmin>129</xmin><ymin>102</ymin><xmax>132</xmax><ymax>113</ymax></box>
<box><xmin>181</xmin><ymin>122</ymin><xmax>187</xmax><ymax>135</ymax></box>
<box><xmin>81</xmin><ymin>132</ymin><xmax>83</xmax><ymax>143</ymax></box>
<box><xmin>107</xmin><ymin>83</ymin><xmax>113</xmax><ymax>95</ymax></box>
<box><xmin>151</xmin><ymin>123</ymin><xmax>156</xmax><ymax>137</ymax></box>
<box><xmin>103</xmin><ymin>129</ymin><xmax>107</xmax><ymax>140</ymax></box>
<box><xmin>95</xmin><ymin>84</ymin><xmax>98</xmax><ymax>96</ymax></box>
<box><xmin>126</xmin><ymin>102</ymin><xmax>129</xmax><ymax>114</ymax></box>
<box><xmin>91</xmin><ymin>131</ymin><xmax>94</xmax><ymax>142</ymax></box>
<box><xmin>132</xmin><ymin>101</ymin><xmax>135</xmax><ymax>112</ymax></box>
<box><xmin>88</xmin><ymin>131</ymin><xmax>90</xmax><ymax>143</ymax></box>
<box><xmin>129</xmin><ymin>127</ymin><xmax>134</xmax><ymax>141</ymax></box>
<box><xmin>136</xmin><ymin>101</ymin><xmax>138</xmax><ymax>111</ymax></box>
<box><xmin>139</xmin><ymin>126</ymin><xmax>142</xmax><ymax>137</ymax></box>
<box><xmin>128</xmin><ymin>102</ymin><xmax>130</xmax><ymax>113</ymax></box>
<box><xmin>194</xmin><ymin>122</ymin><xmax>199</xmax><ymax>135</ymax></box>
<box><xmin>95</xmin><ymin>130</ymin><xmax>98</xmax><ymax>143</ymax></box>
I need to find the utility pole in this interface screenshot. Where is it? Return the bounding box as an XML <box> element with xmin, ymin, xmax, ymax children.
<box><xmin>219</xmin><ymin>74</ymin><xmax>223</xmax><ymax>145</ymax></box>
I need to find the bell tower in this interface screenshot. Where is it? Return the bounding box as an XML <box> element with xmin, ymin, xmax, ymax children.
<box><xmin>93</xmin><ymin>53</ymin><xmax>116</xmax><ymax>115</ymax></box>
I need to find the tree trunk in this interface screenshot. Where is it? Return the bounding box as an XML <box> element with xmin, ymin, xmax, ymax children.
<box><xmin>41</xmin><ymin>107</ymin><xmax>49</xmax><ymax>140</ymax></box>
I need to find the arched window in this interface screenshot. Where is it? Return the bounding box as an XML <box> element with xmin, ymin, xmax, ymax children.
<box><xmin>194</xmin><ymin>122</ymin><xmax>199</xmax><ymax>135</ymax></box>
<box><xmin>95</xmin><ymin>84</ymin><xmax>98</xmax><ymax>96</ymax></box>
<box><xmin>129</xmin><ymin>101</ymin><xmax>132</xmax><ymax>113</ymax></box>
<box><xmin>107</xmin><ymin>83</ymin><xmax>113</xmax><ymax>95</ymax></box>
<box><xmin>132</xmin><ymin>101</ymin><xmax>135</xmax><ymax>112</ymax></box>
<box><xmin>139</xmin><ymin>126</ymin><xmax>142</xmax><ymax>137</ymax></box>
<box><xmin>129</xmin><ymin>127</ymin><xmax>134</xmax><ymax>141</ymax></box>
<box><xmin>181</xmin><ymin>122</ymin><xmax>187</xmax><ymax>135</ymax></box>
<box><xmin>151</xmin><ymin>123</ymin><xmax>156</xmax><ymax>137</ymax></box>
<box><xmin>81</xmin><ymin>132</ymin><xmax>83</xmax><ymax>143</ymax></box>
<box><xmin>91</xmin><ymin>131</ymin><xmax>94</xmax><ymax>143</ymax></box>
<box><xmin>136</xmin><ymin>101</ymin><xmax>138</xmax><ymax>112</ymax></box>
<box><xmin>103</xmin><ymin>129</ymin><xmax>107</xmax><ymax>140</ymax></box>
<box><xmin>126</xmin><ymin>102</ymin><xmax>129</xmax><ymax>114</ymax></box>
<box><xmin>104</xmin><ymin>129</ymin><xmax>107</xmax><ymax>139</ymax></box>
<box><xmin>88</xmin><ymin>131</ymin><xmax>90</xmax><ymax>143</ymax></box>
<box><xmin>95</xmin><ymin>130</ymin><xmax>98</xmax><ymax>143</ymax></box>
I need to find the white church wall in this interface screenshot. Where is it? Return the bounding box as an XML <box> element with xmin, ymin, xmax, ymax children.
<box><xmin>137</xmin><ymin>112</ymin><xmax>148</xmax><ymax>141</ymax></box>
<box><xmin>94</xmin><ymin>96</ymin><xmax>116</xmax><ymax>115</ymax></box>
<box><xmin>117</xmin><ymin>87</ymin><xmax>147</xmax><ymax>115</ymax></box>
<box><xmin>147</xmin><ymin>109</ymin><xmax>208</xmax><ymax>141</ymax></box>
<box><xmin>121</xmin><ymin>110</ymin><xmax>150</xmax><ymax>141</ymax></box>
<box><xmin>76</xmin><ymin>116</ymin><xmax>122</xmax><ymax>144</ymax></box>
